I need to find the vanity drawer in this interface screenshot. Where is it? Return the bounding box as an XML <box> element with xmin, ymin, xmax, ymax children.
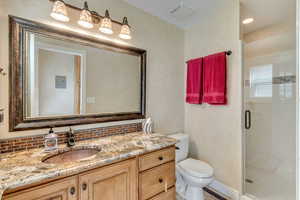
<box><xmin>139</xmin><ymin>147</ymin><xmax>175</xmax><ymax>171</ymax></box>
<box><xmin>139</xmin><ymin>162</ymin><xmax>175</xmax><ymax>200</ymax></box>
<box><xmin>149</xmin><ymin>187</ymin><xmax>176</xmax><ymax>200</ymax></box>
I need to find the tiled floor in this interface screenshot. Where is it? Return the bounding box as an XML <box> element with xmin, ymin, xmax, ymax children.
<box><xmin>177</xmin><ymin>191</ymin><xmax>226</xmax><ymax>200</ymax></box>
<box><xmin>245</xmin><ymin>165</ymin><xmax>295</xmax><ymax>200</ymax></box>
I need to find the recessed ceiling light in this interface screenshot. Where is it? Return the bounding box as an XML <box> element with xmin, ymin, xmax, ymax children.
<box><xmin>243</xmin><ymin>18</ymin><xmax>254</xmax><ymax>25</ymax></box>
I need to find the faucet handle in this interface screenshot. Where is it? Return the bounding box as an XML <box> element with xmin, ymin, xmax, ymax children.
<box><xmin>49</xmin><ymin>127</ymin><xmax>54</xmax><ymax>133</ymax></box>
<box><xmin>67</xmin><ymin>127</ymin><xmax>76</xmax><ymax>147</ymax></box>
<box><xmin>68</xmin><ymin>127</ymin><xmax>76</xmax><ymax>137</ymax></box>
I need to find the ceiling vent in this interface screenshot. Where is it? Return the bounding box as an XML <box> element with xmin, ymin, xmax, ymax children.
<box><xmin>169</xmin><ymin>1</ymin><xmax>196</xmax><ymax>20</ymax></box>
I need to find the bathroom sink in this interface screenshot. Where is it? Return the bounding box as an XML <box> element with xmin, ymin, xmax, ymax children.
<box><xmin>42</xmin><ymin>147</ymin><xmax>101</xmax><ymax>164</ymax></box>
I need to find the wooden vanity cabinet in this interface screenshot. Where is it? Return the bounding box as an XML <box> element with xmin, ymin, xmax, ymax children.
<box><xmin>139</xmin><ymin>162</ymin><xmax>175</xmax><ymax>200</ymax></box>
<box><xmin>3</xmin><ymin>159</ymin><xmax>137</xmax><ymax>200</ymax></box>
<box><xmin>3</xmin><ymin>146</ymin><xmax>176</xmax><ymax>200</ymax></box>
<box><xmin>3</xmin><ymin>176</ymin><xmax>78</xmax><ymax>200</ymax></box>
<box><xmin>138</xmin><ymin>147</ymin><xmax>176</xmax><ymax>200</ymax></box>
<box><xmin>149</xmin><ymin>187</ymin><xmax>176</xmax><ymax>200</ymax></box>
<box><xmin>79</xmin><ymin>159</ymin><xmax>137</xmax><ymax>200</ymax></box>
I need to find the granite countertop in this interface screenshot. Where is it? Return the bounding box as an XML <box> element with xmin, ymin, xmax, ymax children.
<box><xmin>0</xmin><ymin>132</ymin><xmax>177</xmax><ymax>199</ymax></box>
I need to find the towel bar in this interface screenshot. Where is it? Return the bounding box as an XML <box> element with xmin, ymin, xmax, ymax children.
<box><xmin>226</xmin><ymin>50</ymin><xmax>232</xmax><ymax>55</ymax></box>
<box><xmin>186</xmin><ymin>50</ymin><xmax>232</xmax><ymax>64</ymax></box>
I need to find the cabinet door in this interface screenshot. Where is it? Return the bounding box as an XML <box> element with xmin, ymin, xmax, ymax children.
<box><xmin>3</xmin><ymin>176</ymin><xmax>78</xmax><ymax>200</ymax></box>
<box><xmin>79</xmin><ymin>159</ymin><xmax>137</xmax><ymax>200</ymax></box>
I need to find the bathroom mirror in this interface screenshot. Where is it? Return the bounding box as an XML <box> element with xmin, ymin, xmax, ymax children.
<box><xmin>9</xmin><ymin>16</ymin><xmax>146</xmax><ymax>131</ymax></box>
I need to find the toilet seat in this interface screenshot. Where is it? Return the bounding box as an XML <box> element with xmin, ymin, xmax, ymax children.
<box><xmin>178</xmin><ymin>158</ymin><xmax>213</xmax><ymax>178</ymax></box>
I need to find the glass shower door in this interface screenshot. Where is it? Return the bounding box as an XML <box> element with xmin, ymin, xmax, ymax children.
<box><xmin>242</xmin><ymin>1</ymin><xmax>297</xmax><ymax>198</ymax></box>
<box><xmin>243</xmin><ymin>51</ymin><xmax>296</xmax><ymax>200</ymax></box>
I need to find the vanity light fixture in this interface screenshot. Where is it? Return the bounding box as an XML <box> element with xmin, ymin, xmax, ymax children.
<box><xmin>49</xmin><ymin>0</ymin><xmax>132</xmax><ymax>39</ymax></box>
<box><xmin>78</xmin><ymin>2</ymin><xmax>94</xmax><ymax>29</ymax></box>
<box><xmin>50</xmin><ymin>0</ymin><xmax>70</xmax><ymax>22</ymax></box>
<box><xmin>99</xmin><ymin>10</ymin><xmax>114</xmax><ymax>35</ymax></box>
<box><xmin>119</xmin><ymin>17</ymin><xmax>131</xmax><ymax>40</ymax></box>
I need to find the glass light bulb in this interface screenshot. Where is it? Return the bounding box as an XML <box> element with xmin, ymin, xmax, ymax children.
<box><xmin>119</xmin><ymin>24</ymin><xmax>131</xmax><ymax>40</ymax></box>
<box><xmin>78</xmin><ymin>9</ymin><xmax>94</xmax><ymax>29</ymax></box>
<box><xmin>50</xmin><ymin>0</ymin><xmax>69</xmax><ymax>22</ymax></box>
<box><xmin>99</xmin><ymin>17</ymin><xmax>113</xmax><ymax>35</ymax></box>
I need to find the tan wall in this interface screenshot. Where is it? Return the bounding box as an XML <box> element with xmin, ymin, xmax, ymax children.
<box><xmin>184</xmin><ymin>0</ymin><xmax>242</xmax><ymax>191</ymax></box>
<box><xmin>85</xmin><ymin>47</ymin><xmax>141</xmax><ymax>114</ymax></box>
<box><xmin>0</xmin><ymin>0</ymin><xmax>185</xmax><ymax>138</ymax></box>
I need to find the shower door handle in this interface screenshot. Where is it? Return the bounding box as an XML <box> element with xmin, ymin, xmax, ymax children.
<box><xmin>245</xmin><ymin>110</ymin><xmax>251</xmax><ymax>130</ymax></box>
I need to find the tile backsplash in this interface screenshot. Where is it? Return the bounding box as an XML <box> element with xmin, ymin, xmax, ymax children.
<box><xmin>0</xmin><ymin>123</ymin><xmax>142</xmax><ymax>153</ymax></box>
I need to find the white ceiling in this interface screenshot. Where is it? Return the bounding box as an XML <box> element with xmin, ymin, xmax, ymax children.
<box><xmin>123</xmin><ymin>0</ymin><xmax>214</xmax><ymax>29</ymax></box>
<box><xmin>124</xmin><ymin>0</ymin><xmax>296</xmax><ymax>32</ymax></box>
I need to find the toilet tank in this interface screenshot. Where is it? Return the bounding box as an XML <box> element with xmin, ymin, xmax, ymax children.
<box><xmin>169</xmin><ymin>133</ymin><xmax>189</xmax><ymax>162</ymax></box>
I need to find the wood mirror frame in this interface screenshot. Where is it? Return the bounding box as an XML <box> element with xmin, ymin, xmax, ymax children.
<box><xmin>9</xmin><ymin>16</ymin><xmax>146</xmax><ymax>132</ymax></box>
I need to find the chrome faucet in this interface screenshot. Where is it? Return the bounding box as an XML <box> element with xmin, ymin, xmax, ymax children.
<box><xmin>67</xmin><ymin>127</ymin><xmax>76</xmax><ymax>147</ymax></box>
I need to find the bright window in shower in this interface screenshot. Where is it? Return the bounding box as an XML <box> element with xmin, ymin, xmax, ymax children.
<box><xmin>250</xmin><ymin>64</ymin><xmax>273</xmax><ymax>98</ymax></box>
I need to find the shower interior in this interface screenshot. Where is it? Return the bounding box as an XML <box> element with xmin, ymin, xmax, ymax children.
<box><xmin>242</xmin><ymin>0</ymin><xmax>297</xmax><ymax>199</ymax></box>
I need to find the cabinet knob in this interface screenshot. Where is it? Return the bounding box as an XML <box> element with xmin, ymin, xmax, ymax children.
<box><xmin>159</xmin><ymin>178</ymin><xmax>163</xmax><ymax>183</ymax></box>
<box><xmin>158</xmin><ymin>156</ymin><xmax>163</xmax><ymax>161</ymax></box>
<box><xmin>82</xmin><ymin>183</ymin><xmax>87</xmax><ymax>191</ymax></box>
<box><xmin>70</xmin><ymin>187</ymin><xmax>76</xmax><ymax>195</ymax></box>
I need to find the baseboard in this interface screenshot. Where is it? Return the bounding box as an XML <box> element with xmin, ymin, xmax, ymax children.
<box><xmin>240</xmin><ymin>195</ymin><xmax>256</xmax><ymax>200</ymax></box>
<box><xmin>204</xmin><ymin>187</ymin><xmax>228</xmax><ymax>200</ymax></box>
<box><xmin>207</xmin><ymin>180</ymin><xmax>240</xmax><ymax>200</ymax></box>
<box><xmin>177</xmin><ymin>178</ymin><xmax>256</xmax><ymax>200</ymax></box>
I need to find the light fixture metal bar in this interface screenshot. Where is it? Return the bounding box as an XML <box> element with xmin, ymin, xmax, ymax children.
<box><xmin>48</xmin><ymin>0</ymin><xmax>124</xmax><ymax>26</ymax></box>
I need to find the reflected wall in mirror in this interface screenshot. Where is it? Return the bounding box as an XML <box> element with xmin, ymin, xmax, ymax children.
<box><xmin>10</xmin><ymin>16</ymin><xmax>146</xmax><ymax>131</ymax></box>
<box><xmin>26</xmin><ymin>33</ymin><xmax>141</xmax><ymax>118</ymax></box>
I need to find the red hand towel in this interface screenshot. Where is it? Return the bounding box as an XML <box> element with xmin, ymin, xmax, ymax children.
<box><xmin>203</xmin><ymin>52</ymin><xmax>227</xmax><ymax>105</ymax></box>
<box><xmin>186</xmin><ymin>58</ymin><xmax>203</xmax><ymax>104</ymax></box>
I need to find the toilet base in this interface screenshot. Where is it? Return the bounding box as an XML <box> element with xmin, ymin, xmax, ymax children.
<box><xmin>185</xmin><ymin>186</ymin><xmax>204</xmax><ymax>200</ymax></box>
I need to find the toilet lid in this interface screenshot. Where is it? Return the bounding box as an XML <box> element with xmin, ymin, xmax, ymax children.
<box><xmin>178</xmin><ymin>158</ymin><xmax>214</xmax><ymax>178</ymax></box>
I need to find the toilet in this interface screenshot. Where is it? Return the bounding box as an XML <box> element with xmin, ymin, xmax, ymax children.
<box><xmin>170</xmin><ymin>133</ymin><xmax>214</xmax><ymax>200</ymax></box>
